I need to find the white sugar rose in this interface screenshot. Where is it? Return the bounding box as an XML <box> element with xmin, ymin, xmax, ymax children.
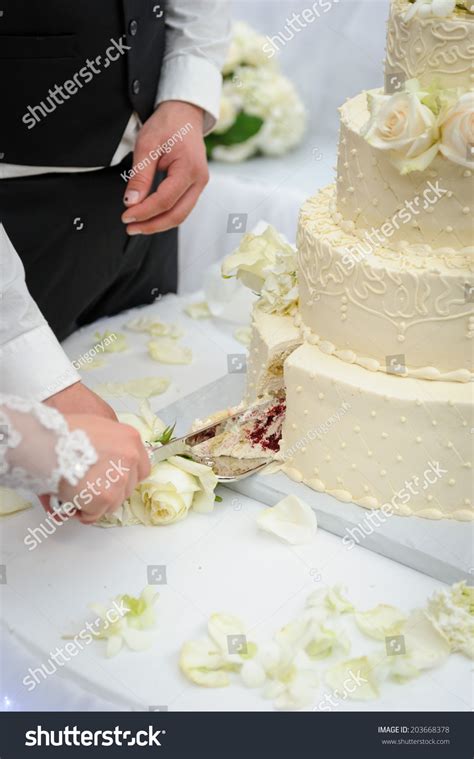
<box><xmin>405</xmin><ymin>0</ymin><xmax>456</xmax><ymax>21</ymax></box>
<box><xmin>222</xmin><ymin>225</ymin><xmax>295</xmax><ymax>293</ymax></box>
<box><xmin>439</xmin><ymin>92</ymin><xmax>474</xmax><ymax>168</ymax></box>
<box><xmin>363</xmin><ymin>88</ymin><xmax>440</xmax><ymax>173</ymax></box>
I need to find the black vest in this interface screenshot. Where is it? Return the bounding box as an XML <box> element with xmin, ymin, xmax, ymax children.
<box><xmin>0</xmin><ymin>0</ymin><xmax>167</xmax><ymax>166</ymax></box>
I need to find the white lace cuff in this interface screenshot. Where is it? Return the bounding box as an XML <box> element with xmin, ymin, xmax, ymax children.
<box><xmin>0</xmin><ymin>394</ymin><xmax>97</xmax><ymax>494</ymax></box>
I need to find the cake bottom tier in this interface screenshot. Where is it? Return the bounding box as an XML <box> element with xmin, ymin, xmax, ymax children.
<box><xmin>281</xmin><ymin>342</ymin><xmax>473</xmax><ymax>521</ymax></box>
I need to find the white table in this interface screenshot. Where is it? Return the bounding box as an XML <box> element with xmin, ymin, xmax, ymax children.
<box><xmin>0</xmin><ymin>295</ymin><xmax>471</xmax><ymax>713</ymax></box>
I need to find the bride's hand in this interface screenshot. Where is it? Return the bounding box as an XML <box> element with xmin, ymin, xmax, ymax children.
<box><xmin>50</xmin><ymin>415</ymin><xmax>150</xmax><ymax>524</ymax></box>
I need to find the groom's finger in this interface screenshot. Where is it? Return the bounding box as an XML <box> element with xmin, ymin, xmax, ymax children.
<box><xmin>122</xmin><ymin>138</ymin><xmax>159</xmax><ymax>210</ymax></box>
<box><xmin>129</xmin><ymin>182</ymin><xmax>202</xmax><ymax>235</ymax></box>
<box><xmin>122</xmin><ymin>160</ymin><xmax>192</xmax><ymax>228</ymax></box>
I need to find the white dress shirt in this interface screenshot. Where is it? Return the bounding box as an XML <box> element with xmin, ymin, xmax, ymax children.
<box><xmin>0</xmin><ymin>0</ymin><xmax>230</xmax><ymax>400</ymax></box>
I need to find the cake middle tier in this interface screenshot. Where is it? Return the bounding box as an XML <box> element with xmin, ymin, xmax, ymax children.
<box><xmin>337</xmin><ymin>92</ymin><xmax>473</xmax><ymax>251</ymax></box>
<box><xmin>297</xmin><ymin>185</ymin><xmax>474</xmax><ymax>382</ymax></box>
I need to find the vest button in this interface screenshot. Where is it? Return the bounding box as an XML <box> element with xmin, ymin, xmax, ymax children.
<box><xmin>132</xmin><ymin>79</ymin><xmax>141</xmax><ymax>95</ymax></box>
<box><xmin>129</xmin><ymin>19</ymin><xmax>138</xmax><ymax>36</ymax></box>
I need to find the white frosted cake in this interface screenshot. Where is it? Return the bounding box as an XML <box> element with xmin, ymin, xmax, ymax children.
<box><xmin>242</xmin><ymin>0</ymin><xmax>474</xmax><ymax>521</ymax></box>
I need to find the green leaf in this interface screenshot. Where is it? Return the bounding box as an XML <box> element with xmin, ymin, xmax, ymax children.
<box><xmin>215</xmin><ymin>494</ymin><xmax>223</xmax><ymax>503</ymax></box>
<box><xmin>205</xmin><ymin>111</ymin><xmax>264</xmax><ymax>159</ymax></box>
<box><xmin>156</xmin><ymin>423</ymin><xmax>176</xmax><ymax>446</ymax></box>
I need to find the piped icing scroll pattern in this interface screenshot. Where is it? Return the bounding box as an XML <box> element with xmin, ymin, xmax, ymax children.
<box><xmin>386</xmin><ymin>1</ymin><xmax>474</xmax><ymax>89</ymax></box>
<box><xmin>296</xmin><ymin>186</ymin><xmax>474</xmax><ymax>381</ymax></box>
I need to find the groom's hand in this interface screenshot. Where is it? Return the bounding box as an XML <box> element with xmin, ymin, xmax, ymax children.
<box><xmin>44</xmin><ymin>381</ymin><xmax>117</xmax><ymax>421</ymax></box>
<box><xmin>121</xmin><ymin>101</ymin><xmax>209</xmax><ymax>235</ymax></box>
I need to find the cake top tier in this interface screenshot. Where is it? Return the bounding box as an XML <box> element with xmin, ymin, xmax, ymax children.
<box><xmin>385</xmin><ymin>0</ymin><xmax>474</xmax><ymax>92</ymax></box>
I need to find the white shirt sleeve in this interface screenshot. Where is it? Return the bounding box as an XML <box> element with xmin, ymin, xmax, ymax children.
<box><xmin>0</xmin><ymin>223</ymin><xmax>80</xmax><ymax>401</ymax></box>
<box><xmin>155</xmin><ymin>0</ymin><xmax>231</xmax><ymax>134</ymax></box>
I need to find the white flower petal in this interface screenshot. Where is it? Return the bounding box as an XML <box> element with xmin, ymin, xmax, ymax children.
<box><xmin>125</xmin><ymin>316</ymin><xmax>182</xmax><ymax>338</ymax></box>
<box><xmin>0</xmin><ymin>487</ymin><xmax>32</xmax><ymax>516</ymax></box>
<box><xmin>94</xmin><ymin>378</ymin><xmax>170</xmax><ymax>399</ymax></box>
<box><xmin>148</xmin><ymin>338</ymin><xmax>192</xmax><ymax>365</ymax></box>
<box><xmin>325</xmin><ymin>656</ymin><xmax>380</xmax><ymax>701</ymax></box>
<box><xmin>240</xmin><ymin>660</ymin><xmax>267</xmax><ymax>688</ymax></box>
<box><xmin>94</xmin><ymin>330</ymin><xmax>128</xmax><ymax>352</ymax></box>
<box><xmin>106</xmin><ymin>635</ymin><xmax>124</xmax><ymax>658</ymax></box>
<box><xmin>185</xmin><ymin>301</ymin><xmax>212</xmax><ymax>319</ymax></box>
<box><xmin>207</xmin><ymin>613</ymin><xmax>246</xmax><ymax>655</ymax></box>
<box><xmin>257</xmin><ymin>495</ymin><xmax>317</xmax><ymax>545</ymax></box>
<box><xmin>402</xmin><ymin>609</ymin><xmax>450</xmax><ymax>670</ymax></box>
<box><xmin>179</xmin><ymin>640</ymin><xmax>231</xmax><ymax>687</ymax></box>
<box><xmin>355</xmin><ymin>604</ymin><xmax>407</xmax><ymax>641</ymax></box>
<box><xmin>425</xmin><ymin>581</ymin><xmax>474</xmax><ymax>659</ymax></box>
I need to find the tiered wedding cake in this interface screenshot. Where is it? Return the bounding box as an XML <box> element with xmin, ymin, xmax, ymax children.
<box><xmin>245</xmin><ymin>0</ymin><xmax>473</xmax><ymax>520</ymax></box>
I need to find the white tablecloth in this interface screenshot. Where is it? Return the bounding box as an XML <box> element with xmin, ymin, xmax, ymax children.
<box><xmin>0</xmin><ymin>295</ymin><xmax>471</xmax><ymax>713</ymax></box>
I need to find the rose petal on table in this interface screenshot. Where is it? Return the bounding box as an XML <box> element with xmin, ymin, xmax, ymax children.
<box><xmin>257</xmin><ymin>494</ymin><xmax>317</xmax><ymax>544</ymax></box>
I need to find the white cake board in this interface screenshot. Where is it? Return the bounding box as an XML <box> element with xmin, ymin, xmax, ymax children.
<box><xmin>159</xmin><ymin>376</ymin><xmax>473</xmax><ymax>586</ymax></box>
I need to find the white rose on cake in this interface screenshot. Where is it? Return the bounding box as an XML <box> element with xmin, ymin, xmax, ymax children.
<box><xmin>439</xmin><ymin>92</ymin><xmax>474</xmax><ymax>168</ymax></box>
<box><xmin>222</xmin><ymin>225</ymin><xmax>298</xmax><ymax>314</ymax></box>
<box><xmin>405</xmin><ymin>0</ymin><xmax>456</xmax><ymax>20</ymax></box>
<box><xmin>222</xmin><ymin>225</ymin><xmax>295</xmax><ymax>294</ymax></box>
<box><xmin>363</xmin><ymin>84</ymin><xmax>440</xmax><ymax>173</ymax></box>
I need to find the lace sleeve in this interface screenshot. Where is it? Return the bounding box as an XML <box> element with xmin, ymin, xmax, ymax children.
<box><xmin>0</xmin><ymin>394</ymin><xmax>97</xmax><ymax>495</ymax></box>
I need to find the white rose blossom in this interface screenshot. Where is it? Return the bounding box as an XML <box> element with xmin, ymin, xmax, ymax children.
<box><xmin>222</xmin><ymin>225</ymin><xmax>298</xmax><ymax>315</ymax></box>
<box><xmin>99</xmin><ymin>403</ymin><xmax>218</xmax><ymax>527</ymax></box>
<box><xmin>405</xmin><ymin>0</ymin><xmax>456</xmax><ymax>21</ymax></box>
<box><xmin>439</xmin><ymin>91</ymin><xmax>474</xmax><ymax>168</ymax></box>
<box><xmin>210</xmin><ymin>65</ymin><xmax>306</xmax><ymax>162</ymax></box>
<box><xmin>222</xmin><ymin>21</ymin><xmax>276</xmax><ymax>76</ymax></box>
<box><xmin>363</xmin><ymin>86</ymin><xmax>440</xmax><ymax>173</ymax></box>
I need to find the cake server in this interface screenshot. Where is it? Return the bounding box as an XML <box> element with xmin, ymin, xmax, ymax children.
<box><xmin>50</xmin><ymin>397</ymin><xmax>284</xmax><ymax>516</ymax></box>
<box><xmin>145</xmin><ymin>397</ymin><xmax>284</xmax><ymax>482</ymax></box>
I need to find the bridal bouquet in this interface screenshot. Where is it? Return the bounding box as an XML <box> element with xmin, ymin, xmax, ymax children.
<box><xmin>206</xmin><ymin>22</ymin><xmax>306</xmax><ymax>162</ymax></box>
